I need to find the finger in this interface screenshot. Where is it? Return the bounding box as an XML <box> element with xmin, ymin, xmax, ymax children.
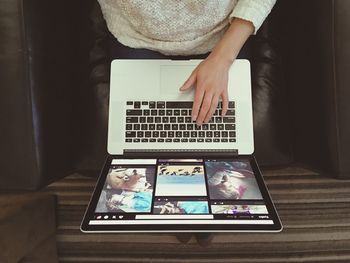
<box><xmin>179</xmin><ymin>70</ymin><xmax>197</xmax><ymax>91</ymax></box>
<box><xmin>191</xmin><ymin>83</ymin><xmax>205</xmax><ymax>121</ymax></box>
<box><xmin>204</xmin><ymin>94</ymin><xmax>220</xmax><ymax>123</ymax></box>
<box><xmin>196</xmin><ymin>91</ymin><xmax>213</xmax><ymax>125</ymax></box>
<box><xmin>221</xmin><ymin>90</ymin><xmax>229</xmax><ymax>117</ymax></box>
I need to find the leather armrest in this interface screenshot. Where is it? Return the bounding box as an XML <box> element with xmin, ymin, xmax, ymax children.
<box><xmin>277</xmin><ymin>0</ymin><xmax>350</xmax><ymax>178</ymax></box>
<box><xmin>0</xmin><ymin>0</ymin><xmax>92</xmax><ymax>189</ymax></box>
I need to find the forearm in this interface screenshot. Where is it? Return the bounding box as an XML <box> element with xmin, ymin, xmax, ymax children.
<box><xmin>209</xmin><ymin>18</ymin><xmax>254</xmax><ymax>66</ymax></box>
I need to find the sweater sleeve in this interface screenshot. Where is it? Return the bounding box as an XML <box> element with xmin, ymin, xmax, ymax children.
<box><xmin>229</xmin><ymin>0</ymin><xmax>277</xmax><ymax>34</ymax></box>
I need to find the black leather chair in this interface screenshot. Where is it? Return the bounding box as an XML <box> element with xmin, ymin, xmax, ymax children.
<box><xmin>1</xmin><ymin>0</ymin><xmax>349</xmax><ymax>191</ymax></box>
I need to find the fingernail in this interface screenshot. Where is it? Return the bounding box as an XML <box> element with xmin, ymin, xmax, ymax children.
<box><xmin>192</xmin><ymin>116</ymin><xmax>197</xmax><ymax>121</ymax></box>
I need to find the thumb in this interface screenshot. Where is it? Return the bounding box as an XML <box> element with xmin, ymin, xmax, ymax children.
<box><xmin>179</xmin><ymin>70</ymin><xmax>197</xmax><ymax>91</ymax></box>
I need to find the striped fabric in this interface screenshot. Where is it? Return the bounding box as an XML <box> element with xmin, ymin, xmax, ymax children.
<box><xmin>44</xmin><ymin>165</ymin><xmax>350</xmax><ymax>263</ymax></box>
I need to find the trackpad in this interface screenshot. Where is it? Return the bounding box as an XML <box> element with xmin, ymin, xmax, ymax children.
<box><xmin>160</xmin><ymin>65</ymin><xmax>196</xmax><ymax>95</ymax></box>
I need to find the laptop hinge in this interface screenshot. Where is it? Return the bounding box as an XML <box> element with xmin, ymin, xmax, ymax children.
<box><xmin>123</xmin><ymin>149</ymin><xmax>238</xmax><ymax>158</ymax></box>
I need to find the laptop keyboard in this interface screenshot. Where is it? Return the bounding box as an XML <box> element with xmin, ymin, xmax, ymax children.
<box><xmin>125</xmin><ymin>101</ymin><xmax>236</xmax><ymax>143</ymax></box>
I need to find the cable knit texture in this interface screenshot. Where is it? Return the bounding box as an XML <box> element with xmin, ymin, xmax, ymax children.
<box><xmin>98</xmin><ymin>0</ymin><xmax>276</xmax><ymax>55</ymax></box>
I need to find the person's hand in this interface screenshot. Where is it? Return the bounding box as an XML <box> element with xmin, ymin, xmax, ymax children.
<box><xmin>179</xmin><ymin>55</ymin><xmax>232</xmax><ymax>125</ymax></box>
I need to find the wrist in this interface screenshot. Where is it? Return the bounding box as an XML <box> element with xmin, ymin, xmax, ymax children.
<box><xmin>208</xmin><ymin>46</ymin><xmax>237</xmax><ymax>68</ymax></box>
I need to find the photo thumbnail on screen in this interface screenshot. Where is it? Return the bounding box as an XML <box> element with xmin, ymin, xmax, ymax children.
<box><xmin>153</xmin><ymin>200</ymin><xmax>209</xmax><ymax>214</ymax></box>
<box><xmin>155</xmin><ymin>164</ymin><xmax>207</xmax><ymax>196</ymax></box>
<box><xmin>211</xmin><ymin>204</ymin><xmax>268</xmax><ymax>214</ymax></box>
<box><xmin>205</xmin><ymin>160</ymin><xmax>263</xmax><ymax>200</ymax></box>
<box><xmin>95</xmin><ymin>166</ymin><xmax>156</xmax><ymax>213</ymax></box>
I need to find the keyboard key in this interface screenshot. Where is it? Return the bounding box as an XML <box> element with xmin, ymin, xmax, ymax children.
<box><xmin>181</xmin><ymin>110</ymin><xmax>187</xmax><ymax>116</ymax></box>
<box><xmin>179</xmin><ymin>124</ymin><xmax>186</xmax><ymax>130</ymax></box>
<box><xmin>229</xmin><ymin>131</ymin><xmax>236</xmax><ymax>137</ymax></box>
<box><xmin>152</xmin><ymin>131</ymin><xmax>159</xmax><ymax>137</ymax></box>
<box><xmin>199</xmin><ymin>131</ymin><xmax>205</xmax><ymax>137</ymax></box>
<box><xmin>145</xmin><ymin>131</ymin><xmax>152</xmax><ymax>137</ymax></box>
<box><xmin>189</xmin><ymin>138</ymin><xmax>196</xmax><ymax>142</ymax></box>
<box><xmin>155</xmin><ymin>117</ymin><xmax>162</xmax><ymax>123</ymax></box>
<box><xmin>221</xmin><ymin>138</ymin><xmax>228</xmax><ymax>142</ymax></box>
<box><xmin>210</xmin><ymin>124</ymin><xmax>216</xmax><ymax>130</ymax></box>
<box><xmin>177</xmin><ymin>117</ymin><xmax>184</xmax><ymax>123</ymax></box>
<box><xmin>222</xmin><ymin>131</ymin><xmax>228</xmax><ymax>137</ymax></box>
<box><xmin>195</xmin><ymin>125</ymin><xmax>201</xmax><ymax>130</ymax></box>
<box><xmin>214</xmin><ymin>131</ymin><xmax>220</xmax><ymax>138</ymax></box>
<box><xmin>228</xmin><ymin>101</ymin><xmax>235</xmax><ymax>108</ymax></box>
<box><xmin>218</xmin><ymin>124</ymin><xmax>224</xmax><ymax>130</ymax></box>
<box><xmin>205</xmin><ymin>138</ymin><xmax>212</xmax><ymax>142</ymax></box>
<box><xmin>202</xmin><ymin>124</ymin><xmax>209</xmax><ymax>130</ymax></box>
<box><xmin>143</xmin><ymin>109</ymin><xmax>150</xmax><ymax>116</ymax></box>
<box><xmin>141</xmin><ymin>124</ymin><xmax>147</xmax><ymax>130</ymax></box>
<box><xmin>149</xmin><ymin>101</ymin><xmax>156</xmax><ymax>108</ymax></box>
<box><xmin>125</xmin><ymin>131</ymin><xmax>136</xmax><ymax>137</ymax></box>
<box><xmin>226</xmin><ymin>109</ymin><xmax>235</xmax><ymax>115</ymax></box>
<box><xmin>225</xmin><ymin>124</ymin><xmax>236</xmax><ymax>130</ymax></box>
<box><xmin>174</xmin><ymin>138</ymin><xmax>180</xmax><ymax>142</ymax></box>
<box><xmin>126</xmin><ymin>124</ymin><xmax>132</xmax><ymax>130</ymax></box>
<box><xmin>187</xmin><ymin>124</ymin><xmax>194</xmax><ymax>130</ymax></box>
<box><xmin>213</xmin><ymin>138</ymin><xmax>220</xmax><ymax>142</ymax></box>
<box><xmin>206</xmin><ymin>131</ymin><xmax>213</xmax><ymax>137</ymax></box>
<box><xmin>159</xmin><ymin>110</ymin><xmax>165</xmax><ymax>116</ymax></box>
<box><xmin>185</xmin><ymin>117</ymin><xmax>192</xmax><ymax>123</ymax></box>
<box><xmin>134</xmin><ymin>102</ymin><xmax>141</xmax><ymax>108</ymax></box>
<box><xmin>133</xmin><ymin>138</ymin><xmax>140</xmax><ymax>142</ymax></box>
<box><xmin>176</xmin><ymin>131</ymin><xmax>182</xmax><ymax>137</ymax></box>
<box><xmin>142</xmin><ymin>138</ymin><xmax>148</xmax><ymax>142</ymax></box>
<box><xmin>166</xmin><ymin>101</ymin><xmax>193</xmax><ymax>108</ymax></box>
<box><xmin>142</xmin><ymin>101</ymin><xmax>148</xmax><ymax>105</ymax></box>
<box><xmin>174</xmin><ymin>110</ymin><xmax>180</xmax><ymax>116</ymax></box>
<box><xmin>157</xmin><ymin>101</ymin><xmax>165</xmax><ymax>108</ymax></box>
<box><xmin>166</xmin><ymin>110</ymin><xmax>172</xmax><ymax>116</ymax></box>
<box><xmin>126</xmin><ymin>139</ymin><xmax>132</xmax><ymax>142</ymax></box>
<box><xmin>168</xmin><ymin>131</ymin><xmax>174</xmax><ymax>137</ymax></box>
<box><xmin>140</xmin><ymin>117</ymin><xmax>146</xmax><ymax>123</ymax></box>
<box><xmin>215</xmin><ymin>117</ymin><xmax>222</xmax><ymax>123</ymax></box>
<box><xmin>126</xmin><ymin>101</ymin><xmax>133</xmax><ymax>105</ymax></box>
<box><xmin>183</xmin><ymin>131</ymin><xmax>190</xmax><ymax>137</ymax></box>
<box><xmin>147</xmin><ymin>117</ymin><xmax>154</xmax><ymax>123</ymax></box>
<box><xmin>126</xmin><ymin>109</ymin><xmax>142</xmax><ymax>116</ymax></box>
<box><xmin>151</xmin><ymin>110</ymin><xmax>157</xmax><ymax>116</ymax></box>
<box><xmin>126</xmin><ymin>117</ymin><xmax>138</xmax><ymax>123</ymax></box>
<box><xmin>170</xmin><ymin>117</ymin><xmax>177</xmax><ymax>123</ymax></box>
<box><xmin>164</xmin><ymin>124</ymin><xmax>171</xmax><ymax>130</ymax></box>
<box><xmin>157</xmin><ymin>138</ymin><xmax>165</xmax><ymax>142</ymax></box>
<box><xmin>156</xmin><ymin>124</ymin><xmax>163</xmax><ymax>130</ymax></box>
<box><xmin>223</xmin><ymin>117</ymin><xmax>235</xmax><ymax>123</ymax></box>
<box><xmin>181</xmin><ymin>138</ymin><xmax>188</xmax><ymax>142</ymax></box>
<box><xmin>172</xmin><ymin>124</ymin><xmax>178</xmax><ymax>130</ymax></box>
<box><xmin>229</xmin><ymin>139</ymin><xmax>236</xmax><ymax>142</ymax></box>
<box><xmin>191</xmin><ymin>131</ymin><xmax>197</xmax><ymax>137</ymax></box>
<box><xmin>150</xmin><ymin>138</ymin><xmax>156</xmax><ymax>142</ymax></box>
<box><xmin>134</xmin><ymin>124</ymin><xmax>140</xmax><ymax>130</ymax></box>
<box><xmin>162</xmin><ymin>117</ymin><xmax>169</xmax><ymax>123</ymax></box>
<box><xmin>149</xmin><ymin>124</ymin><xmax>155</xmax><ymax>130</ymax></box>
<box><xmin>165</xmin><ymin>138</ymin><xmax>172</xmax><ymax>142</ymax></box>
<box><xmin>137</xmin><ymin>131</ymin><xmax>143</xmax><ymax>137</ymax></box>
<box><xmin>197</xmin><ymin>138</ymin><xmax>204</xmax><ymax>142</ymax></box>
<box><xmin>160</xmin><ymin>131</ymin><xmax>167</xmax><ymax>137</ymax></box>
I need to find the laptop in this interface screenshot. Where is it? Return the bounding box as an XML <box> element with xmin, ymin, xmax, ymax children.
<box><xmin>81</xmin><ymin>59</ymin><xmax>282</xmax><ymax>232</ymax></box>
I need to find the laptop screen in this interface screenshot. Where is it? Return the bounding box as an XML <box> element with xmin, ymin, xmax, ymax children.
<box><xmin>82</xmin><ymin>156</ymin><xmax>281</xmax><ymax>232</ymax></box>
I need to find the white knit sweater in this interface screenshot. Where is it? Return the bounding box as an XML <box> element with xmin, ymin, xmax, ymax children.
<box><xmin>98</xmin><ymin>0</ymin><xmax>276</xmax><ymax>56</ymax></box>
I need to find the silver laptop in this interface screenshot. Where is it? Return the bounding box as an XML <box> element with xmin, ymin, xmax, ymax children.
<box><xmin>108</xmin><ymin>59</ymin><xmax>254</xmax><ymax>155</ymax></box>
<box><xmin>80</xmin><ymin>59</ymin><xmax>282</xmax><ymax>232</ymax></box>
